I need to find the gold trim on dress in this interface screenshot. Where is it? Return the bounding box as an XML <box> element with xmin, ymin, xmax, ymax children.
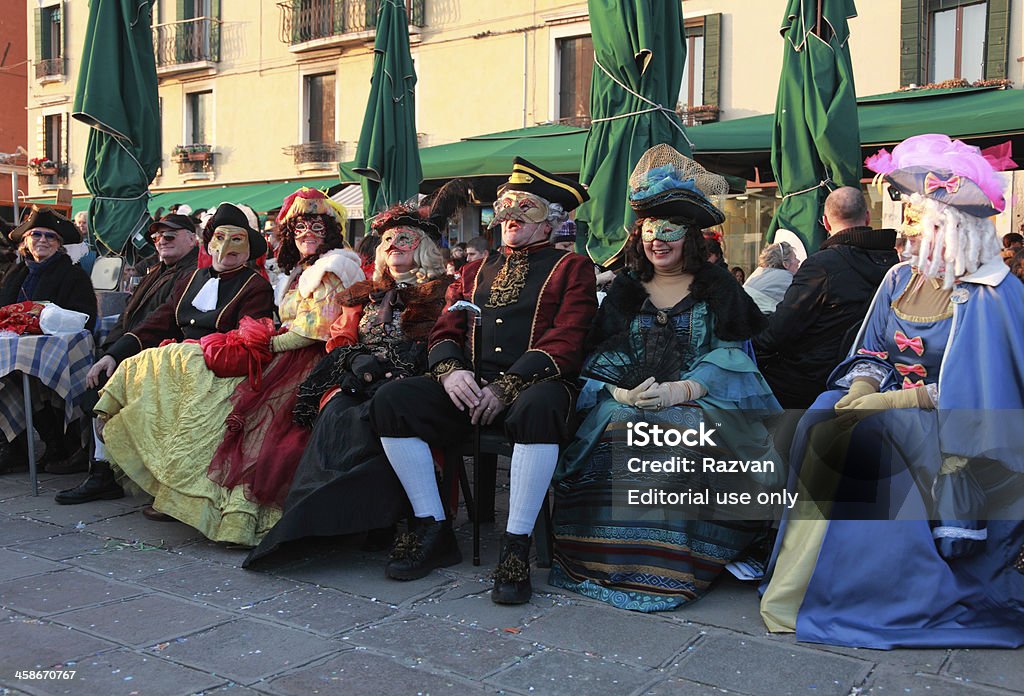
<box><xmin>890</xmin><ymin>268</ymin><xmax>953</xmax><ymax>322</ymax></box>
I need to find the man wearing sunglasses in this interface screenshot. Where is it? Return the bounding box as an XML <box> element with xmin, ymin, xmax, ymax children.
<box><xmin>55</xmin><ymin>213</ymin><xmax>200</xmax><ymax>504</ymax></box>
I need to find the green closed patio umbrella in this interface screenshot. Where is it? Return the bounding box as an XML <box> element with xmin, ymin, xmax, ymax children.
<box><xmin>352</xmin><ymin>0</ymin><xmax>423</xmax><ymax>220</ymax></box>
<box><xmin>769</xmin><ymin>0</ymin><xmax>861</xmax><ymax>252</ymax></box>
<box><xmin>577</xmin><ymin>0</ymin><xmax>692</xmax><ymax>266</ymax></box>
<box><xmin>73</xmin><ymin>0</ymin><xmax>161</xmax><ymax>254</ymax></box>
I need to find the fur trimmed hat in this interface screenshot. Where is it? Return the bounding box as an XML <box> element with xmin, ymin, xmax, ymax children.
<box><xmin>276</xmin><ymin>187</ymin><xmax>348</xmax><ymax>226</ymax></box>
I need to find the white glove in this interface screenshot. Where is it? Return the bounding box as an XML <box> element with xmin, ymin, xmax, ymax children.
<box><xmin>610</xmin><ymin>377</ymin><xmax>656</xmax><ymax>406</ymax></box>
<box><xmin>634</xmin><ymin>380</ymin><xmax>707</xmax><ymax>410</ymax></box>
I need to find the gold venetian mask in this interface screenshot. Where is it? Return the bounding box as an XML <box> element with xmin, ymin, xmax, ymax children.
<box><xmin>489</xmin><ymin>190</ymin><xmax>550</xmax><ymax>228</ymax></box>
<box><xmin>640</xmin><ymin>218</ymin><xmax>688</xmax><ymax>243</ymax></box>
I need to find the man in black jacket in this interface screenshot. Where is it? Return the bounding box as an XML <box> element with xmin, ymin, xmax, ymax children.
<box><xmin>754</xmin><ymin>187</ymin><xmax>899</xmax><ymax>409</ymax></box>
<box><xmin>55</xmin><ymin>214</ymin><xmax>199</xmax><ymax>504</ymax></box>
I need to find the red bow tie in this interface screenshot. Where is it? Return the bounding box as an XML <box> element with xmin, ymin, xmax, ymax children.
<box><xmin>894</xmin><ymin>331</ymin><xmax>924</xmax><ymax>356</ymax></box>
<box><xmin>902</xmin><ymin>377</ymin><xmax>924</xmax><ymax>390</ymax></box>
<box><xmin>895</xmin><ymin>363</ymin><xmax>927</xmax><ymax>377</ymax></box>
<box><xmin>857</xmin><ymin>348</ymin><xmax>889</xmax><ymax>360</ymax></box>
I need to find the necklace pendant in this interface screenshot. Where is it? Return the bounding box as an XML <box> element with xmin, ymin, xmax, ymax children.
<box><xmin>655</xmin><ymin>310</ymin><xmax>669</xmax><ymax>325</ymax></box>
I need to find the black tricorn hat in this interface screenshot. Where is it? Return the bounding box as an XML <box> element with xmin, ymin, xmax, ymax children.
<box><xmin>204</xmin><ymin>203</ymin><xmax>267</xmax><ymax>258</ymax></box>
<box><xmin>9</xmin><ymin>206</ymin><xmax>82</xmax><ymax>245</ymax></box>
<box><xmin>497</xmin><ymin>157</ymin><xmax>589</xmax><ymax>212</ymax></box>
<box><xmin>146</xmin><ymin>213</ymin><xmax>197</xmax><ymax>244</ymax></box>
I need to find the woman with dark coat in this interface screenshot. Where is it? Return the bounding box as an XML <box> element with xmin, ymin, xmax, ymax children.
<box><xmin>0</xmin><ymin>207</ymin><xmax>97</xmax><ymax>473</ymax></box>
<box><xmin>0</xmin><ymin>207</ymin><xmax>97</xmax><ymax>328</ymax></box>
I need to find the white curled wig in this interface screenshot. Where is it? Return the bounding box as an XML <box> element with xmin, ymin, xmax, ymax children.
<box><xmin>902</xmin><ymin>192</ymin><xmax>1001</xmax><ymax>288</ymax></box>
<box><xmin>544</xmin><ymin>201</ymin><xmax>569</xmax><ymax>231</ymax></box>
<box><xmin>373</xmin><ymin>229</ymin><xmax>446</xmax><ymax>284</ymax></box>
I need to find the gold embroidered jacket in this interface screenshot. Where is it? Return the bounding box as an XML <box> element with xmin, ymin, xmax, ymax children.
<box><xmin>428</xmin><ymin>243</ymin><xmax>597</xmax><ymax>391</ymax></box>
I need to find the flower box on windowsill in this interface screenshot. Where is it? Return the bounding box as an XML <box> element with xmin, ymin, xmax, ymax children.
<box><xmin>677</xmin><ymin>104</ymin><xmax>720</xmax><ymax>125</ymax></box>
<box><xmin>188</xmin><ymin>151</ymin><xmax>211</xmax><ymax>162</ymax></box>
<box><xmin>35</xmin><ymin>167</ymin><xmax>59</xmax><ymax>176</ymax></box>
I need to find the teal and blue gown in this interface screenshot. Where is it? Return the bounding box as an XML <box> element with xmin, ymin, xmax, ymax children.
<box><xmin>549</xmin><ymin>270</ymin><xmax>781</xmax><ymax>612</ymax></box>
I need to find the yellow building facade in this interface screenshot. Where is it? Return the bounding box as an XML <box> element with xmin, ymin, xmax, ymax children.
<box><xmin>25</xmin><ymin>0</ymin><xmax>1024</xmax><ymax>263</ymax></box>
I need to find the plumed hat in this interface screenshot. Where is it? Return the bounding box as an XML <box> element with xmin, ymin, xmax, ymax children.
<box><xmin>146</xmin><ymin>213</ymin><xmax>196</xmax><ymax>244</ymax></box>
<box><xmin>9</xmin><ymin>206</ymin><xmax>81</xmax><ymax>245</ymax></box>
<box><xmin>276</xmin><ymin>187</ymin><xmax>348</xmax><ymax>226</ymax></box>
<box><xmin>371</xmin><ymin>179</ymin><xmax>472</xmax><ymax>241</ymax></box>
<box><xmin>205</xmin><ymin>202</ymin><xmax>267</xmax><ymax>258</ymax></box>
<box><xmin>865</xmin><ymin>134</ymin><xmax>1015</xmax><ymax>218</ymax></box>
<box><xmin>497</xmin><ymin>157</ymin><xmax>589</xmax><ymax>212</ymax></box>
<box><xmin>628</xmin><ymin>144</ymin><xmax>728</xmax><ymax>228</ymax></box>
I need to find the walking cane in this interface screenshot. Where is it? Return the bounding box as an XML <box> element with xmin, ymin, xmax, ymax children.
<box><xmin>448</xmin><ymin>300</ymin><xmax>483</xmax><ymax>565</ymax></box>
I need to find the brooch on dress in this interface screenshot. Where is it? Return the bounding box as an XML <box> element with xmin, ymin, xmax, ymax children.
<box><xmin>950</xmin><ymin>287</ymin><xmax>969</xmax><ymax>305</ymax></box>
<box><xmin>655</xmin><ymin>310</ymin><xmax>669</xmax><ymax>326</ymax></box>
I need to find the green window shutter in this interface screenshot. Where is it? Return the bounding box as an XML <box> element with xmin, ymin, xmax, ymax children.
<box><xmin>899</xmin><ymin>0</ymin><xmax>925</xmax><ymax>87</ymax></box>
<box><xmin>985</xmin><ymin>0</ymin><xmax>1010</xmax><ymax>79</ymax></box>
<box><xmin>58</xmin><ymin>1</ymin><xmax>65</xmax><ymax>60</ymax></box>
<box><xmin>210</xmin><ymin>0</ymin><xmax>221</xmax><ymax>61</ymax></box>
<box><xmin>703</xmin><ymin>13</ymin><xmax>721</xmax><ymax>108</ymax></box>
<box><xmin>366</xmin><ymin>0</ymin><xmax>380</xmax><ymax>30</ymax></box>
<box><xmin>175</xmin><ymin>0</ymin><xmax>188</xmax><ymax>61</ymax></box>
<box><xmin>291</xmin><ymin>0</ymin><xmax>302</xmax><ymax>44</ymax></box>
<box><xmin>34</xmin><ymin>8</ymin><xmax>43</xmax><ymax>62</ymax></box>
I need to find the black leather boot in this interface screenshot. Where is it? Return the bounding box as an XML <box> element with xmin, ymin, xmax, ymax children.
<box><xmin>385</xmin><ymin>517</ymin><xmax>461</xmax><ymax>580</ymax></box>
<box><xmin>55</xmin><ymin>461</ymin><xmax>124</xmax><ymax>504</ymax></box>
<box><xmin>492</xmin><ymin>533</ymin><xmax>532</xmax><ymax>605</ymax></box>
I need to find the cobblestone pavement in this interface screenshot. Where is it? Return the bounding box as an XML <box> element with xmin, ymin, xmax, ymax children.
<box><xmin>0</xmin><ymin>469</ymin><xmax>1020</xmax><ymax>696</ymax></box>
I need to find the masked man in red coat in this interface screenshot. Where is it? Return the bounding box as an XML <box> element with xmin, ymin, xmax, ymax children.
<box><xmin>371</xmin><ymin>158</ymin><xmax>597</xmax><ymax>605</ymax></box>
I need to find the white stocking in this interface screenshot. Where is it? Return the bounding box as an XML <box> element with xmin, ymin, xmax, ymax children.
<box><xmin>380</xmin><ymin>436</ymin><xmax>445</xmax><ymax>521</ymax></box>
<box><xmin>92</xmin><ymin>418</ymin><xmax>106</xmax><ymax>462</ymax></box>
<box><xmin>506</xmin><ymin>443</ymin><xmax>559</xmax><ymax>536</ymax></box>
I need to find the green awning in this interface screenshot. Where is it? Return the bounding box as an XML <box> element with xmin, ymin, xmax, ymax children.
<box><xmin>339</xmin><ymin>87</ymin><xmax>1024</xmax><ymax>185</ymax></box>
<box><xmin>691</xmin><ymin>86</ymin><xmax>1024</xmax><ymax>178</ymax></box>
<box><xmin>340</xmin><ymin>124</ymin><xmax>588</xmax><ymax>184</ymax></box>
<box><xmin>40</xmin><ymin>87</ymin><xmax>1024</xmax><ymax>215</ymax></box>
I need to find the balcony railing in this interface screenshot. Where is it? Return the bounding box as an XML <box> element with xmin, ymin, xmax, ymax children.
<box><xmin>287</xmin><ymin>141</ymin><xmax>344</xmax><ymax>166</ymax></box>
<box><xmin>278</xmin><ymin>0</ymin><xmax>425</xmax><ymax>47</ymax></box>
<box><xmin>177</xmin><ymin>156</ymin><xmax>215</xmax><ymax>176</ymax></box>
<box><xmin>35</xmin><ymin>57</ymin><xmax>65</xmax><ymax>81</ymax></box>
<box><xmin>154</xmin><ymin>17</ymin><xmax>221</xmax><ymax>72</ymax></box>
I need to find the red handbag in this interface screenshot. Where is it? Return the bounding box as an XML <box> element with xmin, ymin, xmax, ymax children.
<box><xmin>199</xmin><ymin>316</ymin><xmax>275</xmax><ymax>389</ymax></box>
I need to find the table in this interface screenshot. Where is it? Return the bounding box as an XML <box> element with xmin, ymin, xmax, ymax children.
<box><xmin>94</xmin><ymin>314</ymin><xmax>120</xmax><ymax>348</ymax></box>
<box><xmin>0</xmin><ymin>330</ymin><xmax>95</xmax><ymax>495</ymax></box>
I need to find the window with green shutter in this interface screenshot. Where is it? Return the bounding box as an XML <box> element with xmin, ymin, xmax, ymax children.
<box><xmin>900</xmin><ymin>0</ymin><xmax>1010</xmax><ymax>86</ymax></box>
<box><xmin>34</xmin><ymin>3</ymin><xmax>65</xmax><ymax>80</ymax></box>
<box><xmin>679</xmin><ymin>13</ymin><xmax>721</xmax><ymax>124</ymax></box>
